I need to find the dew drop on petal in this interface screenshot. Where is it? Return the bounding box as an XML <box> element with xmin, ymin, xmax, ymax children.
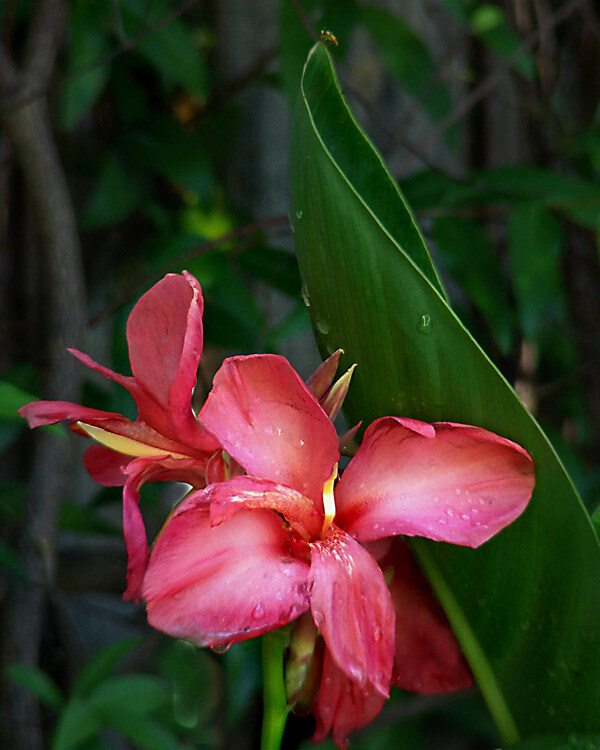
<box><xmin>211</xmin><ymin>643</ymin><xmax>231</xmax><ymax>654</ymax></box>
<box><xmin>373</xmin><ymin>626</ymin><xmax>382</xmax><ymax>642</ymax></box>
<box><xmin>252</xmin><ymin>602</ymin><xmax>266</xmax><ymax>620</ymax></box>
<box><xmin>445</xmin><ymin>508</ymin><xmax>455</xmax><ymax>518</ymax></box>
<box><xmin>460</xmin><ymin>513</ymin><xmax>470</xmax><ymax>521</ymax></box>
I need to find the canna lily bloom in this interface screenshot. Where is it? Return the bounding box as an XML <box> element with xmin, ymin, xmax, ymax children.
<box><xmin>138</xmin><ymin>354</ymin><xmax>535</xmax><ymax>747</ymax></box>
<box><xmin>19</xmin><ymin>272</ymin><xmax>222</xmax><ymax>600</ymax></box>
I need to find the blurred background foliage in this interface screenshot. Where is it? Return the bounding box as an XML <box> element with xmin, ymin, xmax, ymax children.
<box><xmin>1</xmin><ymin>0</ymin><xmax>599</xmax><ymax>748</ymax></box>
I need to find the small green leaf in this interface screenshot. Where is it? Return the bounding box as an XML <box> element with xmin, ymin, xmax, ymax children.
<box><xmin>52</xmin><ymin>698</ymin><xmax>100</xmax><ymax>750</ymax></box>
<box><xmin>5</xmin><ymin>664</ymin><xmax>64</xmax><ymax>710</ymax></box>
<box><xmin>80</xmin><ymin>155</ymin><xmax>144</xmax><ymax>230</ymax></box>
<box><xmin>59</xmin><ymin>0</ymin><xmax>111</xmax><ymax>131</ymax></box>
<box><xmin>507</xmin><ymin>203</ymin><xmax>565</xmax><ymax>340</ymax></box>
<box><xmin>88</xmin><ymin>674</ymin><xmax>170</xmax><ymax>718</ymax></box>
<box><xmin>71</xmin><ymin>638</ymin><xmax>141</xmax><ymax>699</ymax></box>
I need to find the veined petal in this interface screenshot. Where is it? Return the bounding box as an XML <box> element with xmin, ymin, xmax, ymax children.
<box><xmin>383</xmin><ymin>539</ymin><xmax>472</xmax><ymax>693</ymax></box>
<box><xmin>309</xmin><ymin>526</ymin><xmax>394</xmax><ymax>696</ymax></box>
<box><xmin>336</xmin><ymin>417</ymin><xmax>535</xmax><ymax>547</ymax></box>
<box><xmin>206</xmin><ymin>475</ymin><xmax>323</xmax><ymax>541</ymax></box>
<box><xmin>200</xmin><ymin>355</ymin><xmax>339</xmax><ymax>504</ymax></box>
<box><xmin>121</xmin><ymin>456</ymin><xmax>213</xmax><ymax>601</ymax></box>
<box><xmin>312</xmin><ymin>648</ymin><xmax>386</xmax><ymax>750</ymax></box>
<box><xmin>143</xmin><ymin>503</ymin><xmax>311</xmax><ymax>647</ymax></box>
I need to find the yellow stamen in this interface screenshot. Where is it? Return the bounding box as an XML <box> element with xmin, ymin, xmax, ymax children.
<box><xmin>321</xmin><ymin>463</ymin><xmax>338</xmax><ymax>538</ymax></box>
<box><xmin>76</xmin><ymin>421</ymin><xmax>187</xmax><ymax>459</ymax></box>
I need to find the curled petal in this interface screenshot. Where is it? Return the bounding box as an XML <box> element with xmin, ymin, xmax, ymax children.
<box><xmin>312</xmin><ymin>649</ymin><xmax>386</xmax><ymax>750</ymax></box>
<box><xmin>336</xmin><ymin>417</ymin><xmax>535</xmax><ymax>547</ymax></box>
<box><xmin>206</xmin><ymin>475</ymin><xmax>323</xmax><ymax>541</ymax></box>
<box><xmin>200</xmin><ymin>354</ymin><xmax>339</xmax><ymax>504</ymax></box>
<box><xmin>309</xmin><ymin>526</ymin><xmax>395</xmax><ymax>696</ymax></box>
<box><xmin>143</xmin><ymin>503</ymin><xmax>311</xmax><ymax>647</ymax></box>
<box><xmin>384</xmin><ymin>539</ymin><xmax>472</xmax><ymax>693</ymax></box>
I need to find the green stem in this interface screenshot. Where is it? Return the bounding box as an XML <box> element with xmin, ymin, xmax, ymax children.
<box><xmin>261</xmin><ymin>629</ymin><xmax>291</xmax><ymax>750</ymax></box>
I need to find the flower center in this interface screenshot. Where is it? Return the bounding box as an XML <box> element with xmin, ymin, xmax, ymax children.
<box><xmin>320</xmin><ymin>463</ymin><xmax>338</xmax><ymax>538</ymax></box>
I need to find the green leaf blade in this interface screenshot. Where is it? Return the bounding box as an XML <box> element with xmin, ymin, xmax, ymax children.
<box><xmin>291</xmin><ymin>42</ymin><xmax>600</xmax><ymax>744</ymax></box>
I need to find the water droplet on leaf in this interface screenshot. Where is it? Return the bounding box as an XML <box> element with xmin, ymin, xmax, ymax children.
<box><xmin>301</xmin><ymin>285</ymin><xmax>311</xmax><ymax>308</ymax></box>
<box><xmin>295</xmin><ymin>209</ymin><xmax>303</xmax><ymax>220</ymax></box>
<box><xmin>416</xmin><ymin>313</ymin><xmax>433</xmax><ymax>335</ymax></box>
<box><xmin>316</xmin><ymin>319</ymin><xmax>330</xmax><ymax>335</ymax></box>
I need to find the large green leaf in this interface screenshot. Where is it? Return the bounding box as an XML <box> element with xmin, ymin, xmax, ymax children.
<box><xmin>291</xmin><ymin>43</ymin><xmax>600</xmax><ymax>744</ymax></box>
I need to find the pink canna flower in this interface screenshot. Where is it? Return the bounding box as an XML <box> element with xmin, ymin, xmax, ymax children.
<box><xmin>138</xmin><ymin>353</ymin><xmax>535</xmax><ymax>747</ymax></box>
<box><xmin>19</xmin><ymin>272</ymin><xmax>222</xmax><ymax>600</ymax></box>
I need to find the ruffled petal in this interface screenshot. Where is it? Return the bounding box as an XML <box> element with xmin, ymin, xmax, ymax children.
<box><xmin>312</xmin><ymin>649</ymin><xmax>386</xmax><ymax>750</ymax></box>
<box><xmin>383</xmin><ymin>539</ymin><xmax>472</xmax><ymax>693</ymax></box>
<box><xmin>200</xmin><ymin>354</ymin><xmax>339</xmax><ymax>504</ymax></box>
<box><xmin>309</xmin><ymin>526</ymin><xmax>395</xmax><ymax>696</ymax></box>
<box><xmin>336</xmin><ymin>417</ymin><xmax>535</xmax><ymax>547</ymax></box>
<box><xmin>206</xmin><ymin>475</ymin><xmax>323</xmax><ymax>541</ymax></box>
<box><xmin>142</xmin><ymin>501</ymin><xmax>311</xmax><ymax>646</ymax></box>
<box><xmin>121</xmin><ymin>456</ymin><xmax>213</xmax><ymax>601</ymax></box>
<box><xmin>125</xmin><ymin>273</ymin><xmax>219</xmax><ymax>453</ymax></box>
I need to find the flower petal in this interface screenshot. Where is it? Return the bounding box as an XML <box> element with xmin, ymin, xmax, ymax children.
<box><xmin>309</xmin><ymin>526</ymin><xmax>395</xmax><ymax>696</ymax></box>
<box><xmin>143</xmin><ymin>500</ymin><xmax>311</xmax><ymax>646</ymax></box>
<box><xmin>312</xmin><ymin>649</ymin><xmax>386</xmax><ymax>750</ymax></box>
<box><xmin>83</xmin><ymin>445</ymin><xmax>128</xmax><ymax>486</ymax></box>
<box><xmin>125</xmin><ymin>272</ymin><xmax>219</xmax><ymax>452</ymax></box>
<box><xmin>383</xmin><ymin>539</ymin><xmax>472</xmax><ymax>693</ymax></box>
<box><xmin>19</xmin><ymin>400</ymin><xmax>126</xmax><ymax>428</ymax></box>
<box><xmin>200</xmin><ymin>354</ymin><xmax>339</xmax><ymax>503</ymax></box>
<box><xmin>206</xmin><ymin>475</ymin><xmax>323</xmax><ymax>541</ymax></box>
<box><xmin>121</xmin><ymin>456</ymin><xmax>213</xmax><ymax>601</ymax></box>
<box><xmin>336</xmin><ymin>417</ymin><xmax>535</xmax><ymax>547</ymax></box>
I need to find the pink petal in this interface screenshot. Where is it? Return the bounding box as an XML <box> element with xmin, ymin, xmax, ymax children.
<box><xmin>309</xmin><ymin>526</ymin><xmax>395</xmax><ymax>696</ymax></box>
<box><xmin>142</xmin><ymin>501</ymin><xmax>311</xmax><ymax>646</ymax></box>
<box><xmin>312</xmin><ymin>648</ymin><xmax>386</xmax><ymax>750</ymax></box>
<box><xmin>336</xmin><ymin>417</ymin><xmax>535</xmax><ymax>547</ymax></box>
<box><xmin>125</xmin><ymin>273</ymin><xmax>219</xmax><ymax>452</ymax></box>
<box><xmin>121</xmin><ymin>455</ymin><xmax>213</xmax><ymax>601</ymax></box>
<box><xmin>83</xmin><ymin>445</ymin><xmax>128</xmax><ymax>486</ymax></box>
<box><xmin>200</xmin><ymin>355</ymin><xmax>339</xmax><ymax>504</ymax></box>
<box><xmin>68</xmin><ymin>348</ymin><xmax>135</xmax><ymax>391</ymax></box>
<box><xmin>19</xmin><ymin>400</ymin><xmax>126</xmax><ymax>428</ymax></box>
<box><xmin>206</xmin><ymin>475</ymin><xmax>323</xmax><ymax>541</ymax></box>
<box><xmin>383</xmin><ymin>539</ymin><xmax>472</xmax><ymax>693</ymax></box>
